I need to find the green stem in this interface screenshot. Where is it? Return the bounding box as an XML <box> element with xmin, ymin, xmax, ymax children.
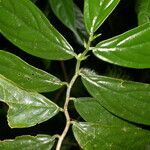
<box><xmin>56</xmin><ymin>32</ymin><xmax>93</xmax><ymax>150</ymax></box>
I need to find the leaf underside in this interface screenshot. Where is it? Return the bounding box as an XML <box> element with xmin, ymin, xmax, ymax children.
<box><xmin>0</xmin><ymin>134</ymin><xmax>55</xmax><ymax>150</ymax></box>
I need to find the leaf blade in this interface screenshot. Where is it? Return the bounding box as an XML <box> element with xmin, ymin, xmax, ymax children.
<box><xmin>0</xmin><ymin>50</ymin><xmax>64</xmax><ymax>92</ymax></box>
<box><xmin>73</xmin><ymin>97</ymin><xmax>150</xmax><ymax>149</ymax></box>
<box><xmin>84</xmin><ymin>0</ymin><xmax>120</xmax><ymax>33</ymax></box>
<box><xmin>49</xmin><ymin>0</ymin><xmax>75</xmax><ymax>31</ymax></box>
<box><xmin>136</xmin><ymin>0</ymin><xmax>150</xmax><ymax>25</ymax></box>
<box><xmin>0</xmin><ymin>134</ymin><xmax>55</xmax><ymax>150</ymax></box>
<box><xmin>73</xmin><ymin>122</ymin><xmax>150</xmax><ymax>150</ymax></box>
<box><xmin>0</xmin><ymin>75</ymin><xmax>59</xmax><ymax>128</ymax></box>
<box><xmin>80</xmin><ymin>69</ymin><xmax>150</xmax><ymax>125</ymax></box>
<box><xmin>0</xmin><ymin>0</ymin><xmax>75</xmax><ymax>60</ymax></box>
<box><xmin>49</xmin><ymin>0</ymin><xmax>87</xmax><ymax>45</ymax></box>
<box><xmin>93</xmin><ymin>23</ymin><xmax>150</xmax><ymax>68</ymax></box>
<box><xmin>74</xmin><ymin>97</ymin><xmax>130</xmax><ymax>126</ymax></box>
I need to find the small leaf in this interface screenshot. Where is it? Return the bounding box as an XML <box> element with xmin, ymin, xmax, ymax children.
<box><xmin>0</xmin><ymin>50</ymin><xmax>64</xmax><ymax>92</ymax></box>
<box><xmin>84</xmin><ymin>0</ymin><xmax>120</xmax><ymax>33</ymax></box>
<box><xmin>0</xmin><ymin>75</ymin><xmax>60</xmax><ymax>128</ymax></box>
<box><xmin>80</xmin><ymin>69</ymin><xmax>150</xmax><ymax>125</ymax></box>
<box><xmin>0</xmin><ymin>0</ymin><xmax>75</xmax><ymax>60</ymax></box>
<box><xmin>136</xmin><ymin>0</ymin><xmax>150</xmax><ymax>25</ymax></box>
<box><xmin>0</xmin><ymin>134</ymin><xmax>55</xmax><ymax>150</ymax></box>
<box><xmin>73</xmin><ymin>122</ymin><xmax>150</xmax><ymax>150</ymax></box>
<box><xmin>93</xmin><ymin>23</ymin><xmax>150</xmax><ymax>68</ymax></box>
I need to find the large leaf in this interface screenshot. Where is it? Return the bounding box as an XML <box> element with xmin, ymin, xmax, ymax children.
<box><xmin>80</xmin><ymin>69</ymin><xmax>150</xmax><ymax>125</ymax></box>
<box><xmin>84</xmin><ymin>0</ymin><xmax>120</xmax><ymax>33</ymax></box>
<box><xmin>73</xmin><ymin>98</ymin><xmax>150</xmax><ymax>149</ymax></box>
<box><xmin>0</xmin><ymin>135</ymin><xmax>55</xmax><ymax>150</ymax></box>
<box><xmin>49</xmin><ymin>0</ymin><xmax>87</xmax><ymax>45</ymax></box>
<box><xmin>0</xmin><ymin>50</ymin><xmax>64</xmax><ymax>92</ymax></box>
<box><xmin>93</xmin><ymin>23</ymin><xmax>150</xmax><ymax>68</ymax></box>
<box><xmin>73</xmin><ymin>122</ymin><xmax>150</xmax><ymax>150</ymax></box>
<box><xmin>0</xmin><ymin>0</ymin><xmax>75</xmax><ymax>60</ymax></box>
<box><xmin>0</xmin><ymin>74</ymin><xmax>60</xmax><ymax>128</ymax></box>
<box><xmin>136</xmin><ymin>0</ymin><xmax>150</xmax><ymax>25</ymax></box>
<box><xmin>74</xmin><ymin>97</ymin><xmax>130</xmax><ymax>125</ymax></box>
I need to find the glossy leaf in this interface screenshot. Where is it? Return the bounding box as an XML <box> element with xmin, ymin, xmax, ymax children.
<box><xmin>49</xmin><ymin>0</ymin><xmax>75</xmax><ymax>31</ymax></box>
<box><xmin>84</xmin><ymin>0</ymin><xmax>120</xmax><ymax>33</ymax></box>
<box><xmin>0</xmin><ymin>134</ymin><xmax>55</xmax><ymax>150</ymax></box>
<box><xmin>0</xmin><ymin>74</ymin><xmax>60</xmax><ymax>128</ymax></box>
<box><xmin>73</xmin><ymin>97</ymin><xmax>150</xmax><ymax>149</ymax></box>
<box><xmin>136</xmin><ymin>0</ymin><xmax>150</xmax><ymax>25</ymax></box>
<box><xmin>93</xmin><ymin>23</ymin><xmax>150</xmax><ymax>68</ymax></box>
<box><xmin>0</xmin><ymin>50</ymin><xmax>64</xmax><ymax>92</ymax></box>
<box><xmin>0</xmin><ymin>0</ymin><xmax>75</xmax><ymax>60</ymax></box>
<box><xmin>80</xmin><ymin>69</ymin><xmax>150</xmax><ymax>125</ymax></box>
<box><xmin>49</xmin><ymin>0</ymin><xmax>87</xmax><ymax>45</ymax></box>
<box><xmin>74</xmin><ymin>97</ymin><xmax>130</xmax><ymax>125</ymax></box>
<box><xmin>73</xmin><ymin>122</ymin><xmax>150</xmax><ymax>150</ymax></box>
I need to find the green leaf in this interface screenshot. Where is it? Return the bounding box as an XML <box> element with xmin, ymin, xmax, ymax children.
<box><xmin>0</xmin><ymin>74</ymin><xmax>60</xmax><ymax>128</ymax></box>
<box><xmin>136</xmin><ymin>0</ymin><xmax>150</xmax><ymax>25</ymax></box>
<box><xmin>0</xmin><ymin>134</ymin><xmax>55</xmax><ymax>150</ymax></box>
<box><xmin>73</xmin><ymin>97</ymin><xmax>150</xmax><ymax>149</ymax></box>
<box><xmin>93</xmin><ymin>23</ymin><xmax>150</xmax><ymax>68</ymax></box>
<box><xmin>73</xmin><ymin>122</ymin><xmax>150</xmax><ymax>150</ymax></box>
<box><xmin>74</xmin><ymin>4</ymin><xmax>88</xmax><ymax>44</ymax></box>
<box><xmin>80</xmin><ymin>69</ymin><xmax>150</xmax><ymax>125</ymax></box>
<box><xmin>84</xmin><ymin>0</ymin><xmax>120</xmax><ymax>33</ymax></box>
<box><xmin>49</xmin><ymin>0</ymin><xmax>87</xmax><ymax>45</ymax></box>
<box><xmin>74</xmin><ymin>97</ymin><xmax>130</xmax><ymax>125</ymax></box>
<box><xmin>0</xmin><ymin>50</ymin><xmax>64</xmax><ymax>92</ymax></box>
<box><xmin>49</xmin><ymin>0</ymin><xmax>75</xmax><ymax>32</ymax></box>
<box><xmin>0</xmin><ymin>0</ymin><xmax>75</xmax><ymax>60</ymax></box>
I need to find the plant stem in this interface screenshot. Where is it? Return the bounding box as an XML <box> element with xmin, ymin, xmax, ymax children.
<box><xmin>56</xmin><ymin>63</ymin><xmax>79</xmax><ymax>150</ymax></box>
<box><xmin>56</xmin><ymin>33</ymin><xmax>93</xmax><ymax>150</ymax></box>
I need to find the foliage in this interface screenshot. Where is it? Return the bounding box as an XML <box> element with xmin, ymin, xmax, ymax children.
<box><xmin>0</xmin><ymin>0</ymin><xmax>150</xmax><ymax>149</ymax></box>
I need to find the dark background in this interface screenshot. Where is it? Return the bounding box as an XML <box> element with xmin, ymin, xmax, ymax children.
<box><xmin>0</xmin><ymin>0</ymin><xmax>149</xmax><ymax>149</ymax></box>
